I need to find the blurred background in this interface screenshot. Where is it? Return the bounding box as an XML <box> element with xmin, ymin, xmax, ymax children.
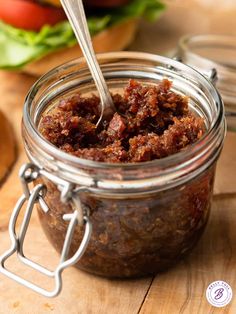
<box><xmin>130</xmin><ymin>0</ymin><xmax>236</xmax><ymax>54</ymax></box>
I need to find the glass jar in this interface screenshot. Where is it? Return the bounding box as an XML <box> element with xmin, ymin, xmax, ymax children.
<box><xmin>178</xmin><ymin>34</ymin><xmax>236</xmax><ymax>131</ymax></box>
<box><xmin>0</xmin><ymin>52</ymin><xmax>225</xmax><ymax>297</ymax></box>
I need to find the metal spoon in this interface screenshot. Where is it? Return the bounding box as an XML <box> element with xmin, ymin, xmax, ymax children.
<box><xmin>60</xmin><ymin>0</ymin><xmax>116</xmax><ymax>126</ymax></box>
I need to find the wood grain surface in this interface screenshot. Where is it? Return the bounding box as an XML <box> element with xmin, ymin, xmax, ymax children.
<box><xmin>0</xmin><ymin>1</ymin><xmax>236</xmax><ymax>312</ymax></box>
<box><xmin>140</xmin><ymin>195</ymin><xmax>236</xmax><ymax>314</ymax></box>
<box><xmin>0</xmin><ymin>69</ymin><xmax>235</xmax><ymax>314</ymax></box>
<box><xmin>0</xmin><ymin>110</ymin><xmax>16</xmax><ymax>186</ymax></box>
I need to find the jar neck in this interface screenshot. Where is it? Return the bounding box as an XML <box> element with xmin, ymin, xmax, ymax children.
<box><xmin>23</xmin><ymin>125</ymin><xmax>225</xmax><ymax>196</ymax></box>
<box><xmin>22</xmin><ymin>52</ymin><xmax>225</xmax><ymax>194</ymax></box>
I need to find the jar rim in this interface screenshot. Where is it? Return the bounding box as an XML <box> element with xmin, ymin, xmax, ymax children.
<box><xmin>23</xmin><ymin>51</ymin><xmax>225</xmax><ymax>188</ymax></box>
<box><xmin>178</xmin><ymin>34</ymin><xmax>236</xmax><ymax>72</ymax></box>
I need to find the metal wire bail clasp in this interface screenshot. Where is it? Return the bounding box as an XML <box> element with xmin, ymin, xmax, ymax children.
<box><xmin>0</xmin><ymin>163</ymin><xmax>92</xmax><ymax>297</ymax></box>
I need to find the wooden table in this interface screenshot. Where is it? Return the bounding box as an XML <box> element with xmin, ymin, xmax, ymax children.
<box><xmin>0</xmin><ymin>2</ymin><xmax>236</xmax><ymax>313</ymax></box>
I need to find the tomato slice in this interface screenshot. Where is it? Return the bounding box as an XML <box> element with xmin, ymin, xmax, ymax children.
<box><xmin>0</xmin><ymin>0</ymin><xmax>66</xmax><ymax>31</ymax></box>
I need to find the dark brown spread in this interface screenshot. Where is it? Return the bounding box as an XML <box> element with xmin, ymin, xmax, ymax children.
<box><xmin>37</xmin><ymin>79</ymin><xmax>213</xmax><ymax>278</ymax></box>
<box><xmin>40</xmin><ymin>79</ymin><xmax>205</xmax><ymax>162</ymax></box>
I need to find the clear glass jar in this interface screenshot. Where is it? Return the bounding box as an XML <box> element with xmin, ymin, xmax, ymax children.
<box><xmin>178</xmin><ymin>34</ymin><xmax>236</xmax><ymax>131</ymax></box>
<box><xmin>0</xmin><ymin>52</ymin><xmax>225</xmax><ymax>296</ymax></box>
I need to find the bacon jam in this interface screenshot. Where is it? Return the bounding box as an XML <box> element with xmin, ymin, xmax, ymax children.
<box><xmin>40</xmin><ymin>79</ymin><xmax>205</xmax><ymax>163</ymax></box>
<box><xmin>37</xmin><ymin>79</ymin><xmax>215</xmax><ymax>278</ymax></box>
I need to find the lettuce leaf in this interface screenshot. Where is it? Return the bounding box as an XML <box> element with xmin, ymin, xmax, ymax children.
<box><xmin>0</xmin><ymin>0</ymin><xmax>165</xmax><ymax>70</ymax></box>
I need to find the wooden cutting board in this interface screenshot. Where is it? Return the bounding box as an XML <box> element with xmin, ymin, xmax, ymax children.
<box><xmin>1</xmin><ymin>0</ymin><xmax>236</xmax><ymax>306</ymax></box>
<box><xmin>0</xmin><ymin>110</ymin><xmax>16</xmax><ymax>187</ymax></box>
<box><xmin>0</xmin><ymin>66</ymin><xmax>236</xmax><ymax>314</ymax></box>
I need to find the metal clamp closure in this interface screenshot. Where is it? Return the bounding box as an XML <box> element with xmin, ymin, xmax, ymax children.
<box><xmin>0</xmin><ymin>163</ymin><xmax>92</xmax><ymax>297</ymax></box>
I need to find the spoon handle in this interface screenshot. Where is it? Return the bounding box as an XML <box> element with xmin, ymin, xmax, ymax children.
<box><xmin>60</xmin><ymin>0</ymin><xmax>115</xmax><ymax>123</ymax></box>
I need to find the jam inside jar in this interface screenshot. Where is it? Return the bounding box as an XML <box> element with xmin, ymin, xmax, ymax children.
<box><xmin>22</xmin><ymin>52</ymin><xmax>225</xmax><ymax>278</ymax></box>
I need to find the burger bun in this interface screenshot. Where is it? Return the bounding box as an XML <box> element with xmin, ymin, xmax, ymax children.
<box><xmin>24</xmin><ymin>19</ymin><xmax>138</xmax><ymax>76</ymax></box>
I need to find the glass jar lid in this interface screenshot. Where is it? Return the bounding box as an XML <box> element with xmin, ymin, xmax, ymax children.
<box><xmin>178</xmin><ymin>34</ymin><xmax>236</xmax><ymax>130</ymax></box>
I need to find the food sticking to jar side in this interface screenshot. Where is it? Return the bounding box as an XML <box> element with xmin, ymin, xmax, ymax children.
<box><xmin>36</xmin><ymin>79</ymin><xmax>215</xmax><ymax>278</ymax></box>
<box><xmin>38</xmin><ymin>167</ymin><xmax>214</xmax><ymax>277</ymax></box>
